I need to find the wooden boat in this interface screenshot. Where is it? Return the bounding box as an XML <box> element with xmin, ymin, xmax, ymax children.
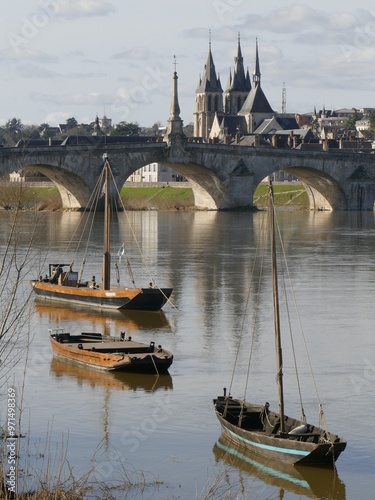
<box><xmin>213</xmin><ymin>179</ymin><xmax>346</xmax><ymax>466</ymax></box>
<box><xmin>30</xmin><ymin>154</ymin><xmax>173</xmax><ymax>311</ymax></box>
<box><xmin>49</xmin><ymin>329</ymin><xmax>173</xmax><ymax>373</ymax></box>
<box><xmin>213</xmin><ymin>434</ymin><xmax>346</xmax><ymax>499</ymax></box>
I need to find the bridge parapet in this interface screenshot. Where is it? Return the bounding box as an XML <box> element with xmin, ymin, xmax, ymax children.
<box><xmin>1</xmin><ymin>140</ymin><xmax>375</xmax><ymax>210</ymax></box>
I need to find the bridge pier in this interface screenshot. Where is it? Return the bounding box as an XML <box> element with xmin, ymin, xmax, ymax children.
<box><xmin>347</xmin><ymin>182</ymin><xmax>375</xmax><ymax>210</ymax></box>
<box><xmin>1</xmin><ymin>142</ymin><xmax>375</xmax><ymax>211</ymax></box>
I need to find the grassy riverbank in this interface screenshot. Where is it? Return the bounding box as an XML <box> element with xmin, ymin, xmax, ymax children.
<box><xmin>254</xmin><ymin>183</ymin><xmax>308</xmax><ymax>209</ymax></box>
<box><xmin>0</xmin><ymin>183</ymin><xmax>309</xmax><ymax>211</ymax></box>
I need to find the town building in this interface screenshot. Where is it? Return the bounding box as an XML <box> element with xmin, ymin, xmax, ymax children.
<box><xmin>128</xmin><ymin>163</ymin><xmax>185</xmax><ymax>183</ymax></box>
<box><xmin>194</xmin><ymin>35</ymin><xmax>306</xmax><ymax>145</ymax></box>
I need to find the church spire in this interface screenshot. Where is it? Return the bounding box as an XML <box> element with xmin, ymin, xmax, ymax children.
<box><xmin>196</xmin><ymin>32</ymin><xmax>223</xmax><ymax>93</ymax></box>
<box><xmin>232</xmin><ymin>32</ymin><xmax>246</xmax><ymax>90</ymax></box>
<box><xmin>169</xmin><ymin>55</ymin><xmax>181</xmax><ymax>120</ymax></box>
<box><xmin>253</xmin><ymin>38</ymin><xmax>261</xmax><ymax>86</ymax></box>
<box><xmin>166</xmin><ymin>56</ymin><xmax>183</xmax><ymax>139</ymax></box>
<box><xmin>224</xmin><ymin>34</ymin><xmax>251</xmax><ymax>114</ymax></box>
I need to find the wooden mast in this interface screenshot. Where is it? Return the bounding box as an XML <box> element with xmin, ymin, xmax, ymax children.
<box><xmin>103</xmin><ymin>156</ymin><xmax>111</xmax><ymax>290</ymax></box>
<box><xmin>268</xmin><ymin>178</ymin><xmax>286</xmax><ymax>435</ymax></box>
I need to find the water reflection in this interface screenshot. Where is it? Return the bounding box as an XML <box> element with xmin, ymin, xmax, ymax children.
<box><xmin>50</xmin><ymin>357</ymin><xmax>173</xmax><ymax>392</ymax></box>
<box><xmin>33</xmin><ymin>300</ymin><xmax>171</xmax><ymax>334</ymax></box>
<box><xmin>213</xmin><ymin>434</ymin><xmax>346</xmax><ymax>499</ymax></box>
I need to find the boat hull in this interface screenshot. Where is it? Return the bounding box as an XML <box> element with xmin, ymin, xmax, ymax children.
<box><xmin>50</xmin><ymin>334</ymin><xmax>173</xmax><ymax>373</ymax></box>
<box><xmin>214</xmin><ymin>398</ymin><xmax>346</xmax><ymax>466</ymax></box>
<box><xmin>31</xmin><ymin>281</ymin><xmax>172</xmax><ymax>311</ymax></box>
<box><xmin>124</xmin><ymin>287</ymin><xmax>173</xmax><ymax>311</ymax></box>
<box><xmin>213</xmin><ymin>434</ymin><xmax>346</xmax><ymax>499</ymax></box>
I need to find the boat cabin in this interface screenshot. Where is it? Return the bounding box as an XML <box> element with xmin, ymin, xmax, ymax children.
<box><xmin>43</xmin><ymin>264</ymin><xmax>87</xmax><ymax>287</ymax></box>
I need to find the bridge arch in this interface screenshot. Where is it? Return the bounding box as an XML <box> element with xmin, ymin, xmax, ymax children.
<box><xmin>18</xmin><ymin>164</ymin><xmax>96</xmax><ymax>210</ymax></box>
<box><xmin>2</xmin><ymin>140</ymin><xmax>375</xmax><ymax>210</ymax></box>
<box><xmin>161</xmin><ymin>160</ymin><xmax>237</xmax><ymax>210</ymax></box>
<box><xmin>277</xmin><ymin>166</ymin><xmax>347</xmax><ymax>211</ymax></box>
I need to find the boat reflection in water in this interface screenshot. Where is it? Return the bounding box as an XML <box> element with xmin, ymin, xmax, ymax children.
<box><xmin>34</xmin><ymin>300</ymin><xmax>171</xmax><ymax>334</ymax></box>
<box><xmin>213</xmin><ymin>434</ymin><xmax>346</xmax><ymax>499</ymax></box>
<box><xmin>50</xmin><ymin>357</ymin><xmax>173</xmax><ymax>392</ymax></box>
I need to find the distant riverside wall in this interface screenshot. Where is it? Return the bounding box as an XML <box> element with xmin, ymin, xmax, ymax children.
<box><xmin>1</xmin><ymin>181</ymin><xmax>192</xmax><ymax>188</ymax></box>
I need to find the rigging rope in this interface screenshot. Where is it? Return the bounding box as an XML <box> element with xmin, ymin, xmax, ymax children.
<box><xmin>225</xmin><ymin>194</ymin><xmax>331</xmax><ymax>438</ymax></box>
<box><xmin>58</xmin><ymin>167</ymin><xmax>105</xmax><ymax>278</ymax></box>
<box><xmin>226</xmin><ymin>209</ymin><xmax>268</xmax><ymax>407</ymax></box>
<box><xmin>274</xmin><ymin>210</ymin><xmax>330</xmax><ymax>434</ymax></box>
<box><xmin>108</xmin><ymin>165</ymin><xmax>177</xmax><ymax>311</ymax></box>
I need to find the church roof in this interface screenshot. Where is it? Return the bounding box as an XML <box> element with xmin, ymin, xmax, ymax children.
<box><xmin>226</xmin><ymin>36</ymin><xmax>251</xmax><ymax>92</ymax></box>
<box><xmin>217</xmin><ymin>114</ymin><xmax>247</xmax><ymax>135</ymax></box>
<box><xmin>238</xmin><ymin>83</ymin><xmax>274</xmax><ymax>114</ymax></box>
<box><xmin>196</xmin><ymin>45</ymin><xmax>223</xmax><ymax>93</ymax></box>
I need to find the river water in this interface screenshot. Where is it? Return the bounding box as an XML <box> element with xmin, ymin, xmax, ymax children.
<box><xmin>3</xmin><ymin>209</ymin><xmax>375</xmax><ymax>499</ymax></box>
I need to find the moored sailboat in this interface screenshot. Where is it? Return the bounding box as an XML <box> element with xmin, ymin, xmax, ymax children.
<box><xmin>30</xmin><ymin>155</ymin><xmax>173</xmax><ymax>311</ymax></box>
<box><xmin>213</xmin><ymin>433</ymin><xmax>346</xmax><ymax>498</ymax></box>
<box><xmin>49</xmin><ymin>329</ymin><xmax>173</xmax><ymax>373</ymax></box>
<box><xmin>213</xmin><ymin>179</ymin><xmax>346</xmax><ymax>466</ymax></box>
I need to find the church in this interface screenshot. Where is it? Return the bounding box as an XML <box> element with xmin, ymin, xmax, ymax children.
<box><xmin>193</xmin><ymin>36</ymin><xmax>311</xmax><ymax>146</ymax></box>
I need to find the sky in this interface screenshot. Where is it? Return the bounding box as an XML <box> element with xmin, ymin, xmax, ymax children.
<box><xmin>1</xmin><ymin>0</ymin><xmax>375</xmax><ymax>128</ymax></box>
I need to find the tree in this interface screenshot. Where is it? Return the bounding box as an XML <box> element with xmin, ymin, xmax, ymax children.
<box><xmin>346</xmin><ymin>109</ymin><xmax>359</xmax><ymax>129</ymax></box>
<box><xmin>22</xmin><ymin>124</ymin><xmax>40</xmax><ymax>140</ymax></box>
<box><xmin>0</xmin><ymin>206</ymin><xmax>37</xmax><ymax>388</ymax></box>
<box><xmin>111</xmin><ymin>121</ymin><xmax>139</xmax><ymax>136</ymax></box>
<box><xmin>151</xmin><ymin>122</ymin><xmax>162</xmax><ymax>135</ymax></box>
<box><xmin>66</xmin><ymin>117</ymin><xmax>78</xmax><ymax>130</ymax></box>
<box><xmin>39</xmin><ymin>123</ymin><xmax>55</xmax><ymax>139</ymax></box>
<box><xmin>369</xmin><ymin>112</ymin><xmax>375</xmax><ymax>132</ymax></box>
<box><xmin>5</xmin><ymin>118</ymin><xmax>23</xmax><ymax>134</ymax></box>
<box><xmin>2</xmin><ymin>118</ymin><xmax>24</xmax><ymax>145</ymax></box>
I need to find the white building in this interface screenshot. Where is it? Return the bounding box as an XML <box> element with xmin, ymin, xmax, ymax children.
<box><xmin>9</xmin><ymin>171</ymin><xmax>25</xmax><ymax>182</ymax></box>
<box><xmin>128</xmin><ymin>163</ymin><xmax>185</xmax><ymax>183</ymax></box>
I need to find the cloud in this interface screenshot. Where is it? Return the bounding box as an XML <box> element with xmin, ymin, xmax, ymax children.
<box><xmin>240</xmin><ymin>4</ymin><xmax>375</xmax><ymax>45</ymax></box>
<box><xmin>184</xmin><ymin>27</ymin><xmax>209</xmax><ymax>40</ymax></box>
<box><xmin>43</xmin><ymin>111</ymin><xmax>72</xmax><ymax>125</ymax></box>
<box><xmin>0</xmin><ymin>48</ymin><xmax>56</xmax><ymax>63</ymax></box>
<box><xmin>16</xmin><ymin>63</ymin><xmax>61</xmax><ymax>78</ymax></box>
<box><xmin>58</xmin><ymin>0</ymin><xmax>116</xmax><ymax>20</ymax></box>
<box><xmin>185</xmin><ymin>26</ymin><xmax>238</xmax><ymax>44</ymax></box>
<box><xmin>113</xmin><ymin>47</ymin><xmax>150</xmax><ymax>60</ymax></box>
<box><xmin>240</xmin><ymin>5</ymin><xmax>329</xmax><ymax>34</ymax></box>
<box><xmin>30</xmin><ymin>91</ymin><xmax>107</xmax><ymax>107</ymax></box>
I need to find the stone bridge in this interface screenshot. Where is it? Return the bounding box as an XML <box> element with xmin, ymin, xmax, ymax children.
<box><xmin>1</xmin><ymin>137</ymin><xmax>375</xmax><ymax>211</ymax></box>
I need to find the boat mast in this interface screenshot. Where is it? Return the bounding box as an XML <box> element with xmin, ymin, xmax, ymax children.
<box><xmin>103</xmin><ymin>156</ymin><xmax>111</xmax><ymax>290</ymax></box>
<box><xmin>268</xmin><ymin>178</ymin><xmax>286</xmax><ymax>435</ymax></box>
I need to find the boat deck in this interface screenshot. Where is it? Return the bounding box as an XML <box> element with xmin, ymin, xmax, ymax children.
<box><xmin>51</xmin><ymin>331</ymin><xmax>161</xmax><ymax>354</ymax></box>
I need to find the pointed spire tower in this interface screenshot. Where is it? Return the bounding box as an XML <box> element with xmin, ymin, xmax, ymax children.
<box><xmin>92</xmin><ymin>114</ymin><xmax>105</xmax><ymax>136</ymax></box>
<box><xmin>238</xmin><ymin>38</ymin><xmax>274</xmax><ymax>133</ymax></box>
<box><xmin>165</xmin><ymin>56</ymin><xmax>184</xmax><ymax>141</ymax></box>
<box><xmin>224</xmin><ymin>33</ymin><xmax>251</xmax><ymax>114</ymax></box>
<box><xmin>253</xmin><ymin>37</ymin><xmax>261</xmax><ymax>86</ymax></box>
<box><xmin>193</xmin><ymin>31</ymin><xmax>223</xmax><ymax>138</ymax></box>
